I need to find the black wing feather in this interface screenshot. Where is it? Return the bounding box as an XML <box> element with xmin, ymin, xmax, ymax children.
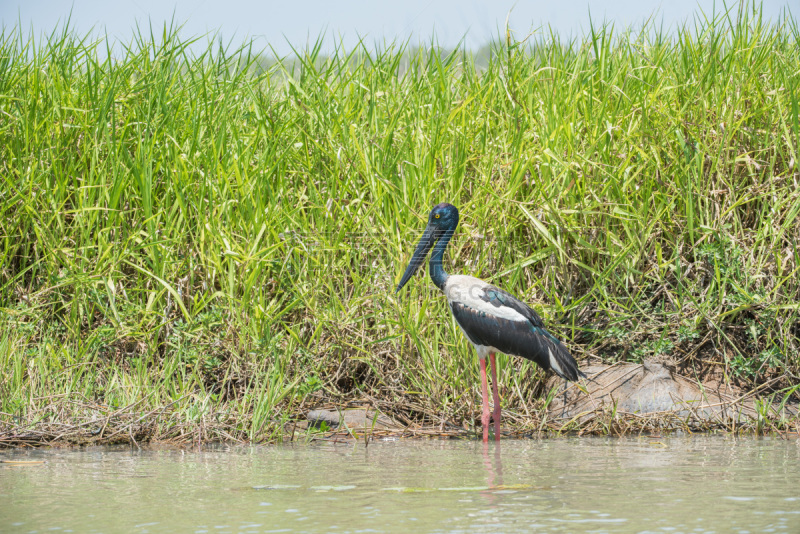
<box><xmin>478</xmin><ymin>286</ymin><xmax>546</xmax><ymax>326</ymax></box>
<box><xmin>450</xmin><ymin>288</ymin><xmax>582</xmax><ymax>382</ymax></box>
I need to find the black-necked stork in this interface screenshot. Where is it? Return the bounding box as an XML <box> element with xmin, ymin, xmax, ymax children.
<box><xmin>396</xmin><ymin>203</ymin><xmax>584</xmax><ymax>442</ymax></box>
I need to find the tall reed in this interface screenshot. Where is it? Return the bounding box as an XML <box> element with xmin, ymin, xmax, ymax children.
<box><xmin>1</xmin><ymin>5</ymin><xmax>798</xmax><ymax>441</ymax></box>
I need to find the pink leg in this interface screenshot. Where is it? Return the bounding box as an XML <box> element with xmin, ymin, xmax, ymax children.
<box><xmin>489</xmin><ymin>352</ymin><xmax>501</xmax><ymax>441</ymax></box>
<box><xmin>480</xmin><ymin>357</ymin><xmax>490</xmax><ymax>443</ymax></box>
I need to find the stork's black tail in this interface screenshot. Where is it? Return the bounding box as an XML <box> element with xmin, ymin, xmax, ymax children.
<box><xmin>531</xmin><ymin>328</ymin><xmax>583</xmax><ymax>382</ymax></box>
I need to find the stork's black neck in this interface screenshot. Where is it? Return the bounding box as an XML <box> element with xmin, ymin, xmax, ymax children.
<box><xmin>429</xmin><ymin>226</ymin><xmax>454</xmax><ymax>291</ymax></box>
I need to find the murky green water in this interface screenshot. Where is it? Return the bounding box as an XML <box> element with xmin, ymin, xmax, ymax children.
<box><xmin>1</xmin><ymin>436</ymin><xmax>798</xmax><ymax>533</ymax></box>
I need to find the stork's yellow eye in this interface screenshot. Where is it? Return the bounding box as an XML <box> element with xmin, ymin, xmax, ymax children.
<box><xmin>435</xmin><ymin>214</ymin><xmax>440</xmax><ymax>219</ymax></box>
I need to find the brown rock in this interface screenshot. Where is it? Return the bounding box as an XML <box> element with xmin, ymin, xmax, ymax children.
<box><xmin>306</xmin><ymin>408</ymin><xmax>398</xmax><ymax>431</ymax></box>
<box><xmin>547</xmin><ymin>360</ymin><xmax>797</xmax><ymax>428</ymax></box>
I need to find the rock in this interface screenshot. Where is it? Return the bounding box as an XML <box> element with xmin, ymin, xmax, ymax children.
<box><xmin>546</xmin><ymin>360</ymin><xmax>797</xmax><ymax>428</ymax></box>
<box><xmin>305</xmin><ymin>408</ymin><xmax>398</xmax><ymax>431</ymax></box>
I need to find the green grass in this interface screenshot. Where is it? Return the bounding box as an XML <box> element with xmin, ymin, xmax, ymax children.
<box><xmin>1</xmin><ymin>4</ymin><xmax>799</xmax><ymax>444</ymax></box>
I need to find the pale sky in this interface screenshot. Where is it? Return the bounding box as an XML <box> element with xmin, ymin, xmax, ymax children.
<box><xmin>1</xmin><ymin>1</ymin><xmax>795</xmax><ymax>55</ymax></box>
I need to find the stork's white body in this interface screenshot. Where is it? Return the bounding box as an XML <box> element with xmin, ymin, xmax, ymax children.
<box><xmin>442</xmin><ymin>275</ymin><xmax>573</xmax><ymax>380</ymax></box>
<box><xmin>444</xmin><ymin>275</ymin><xmax>529</xmax><ymax>322</ymax></box>
<box><xmin>443</xmin><ymin>275</ymin><xmax>521</xmax><ymax>359</ymax></box>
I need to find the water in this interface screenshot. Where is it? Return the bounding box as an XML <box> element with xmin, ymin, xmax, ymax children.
<box><xmin>1</xmin><ymin>436</ymin><xmax>798</xmax><ymax>533</ymax></box>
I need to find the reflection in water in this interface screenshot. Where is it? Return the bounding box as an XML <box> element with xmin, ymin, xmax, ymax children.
<box><xmin>482</xmin><ymin>439</ymin><xmax>504</xmax><ymax>489</ymax></box>
<box><xmin>1</xmin><ymin>437</ymin><xmax>799</xmax><ymax>533</ymax></box>
<box><xmin>480</xmin><ymin>440</ymin><xmax>505</xmax><ymax>508</ymax></box>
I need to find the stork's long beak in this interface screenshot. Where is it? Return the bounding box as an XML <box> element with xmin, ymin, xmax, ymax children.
<box><xmin>396</xmin><ymin>224</ymin><xmax>438</xmax><ymax>293</ymax></box>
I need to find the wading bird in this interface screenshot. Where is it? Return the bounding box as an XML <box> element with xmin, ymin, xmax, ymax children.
<box><xmin>396</xmin><ymin>203</ymin><xmax>584</xmax><ymax>442</ymax></box>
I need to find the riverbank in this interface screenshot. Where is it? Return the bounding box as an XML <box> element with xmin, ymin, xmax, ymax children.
<box><xmin>2</xmin><ymin>359</ymin><xmax>798</xmax><ymax>447</ymax></box>
<box><xmin>2</xmin><ymin>7</ymin><xmax>800</xmax><ymax>447</ymax></box>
